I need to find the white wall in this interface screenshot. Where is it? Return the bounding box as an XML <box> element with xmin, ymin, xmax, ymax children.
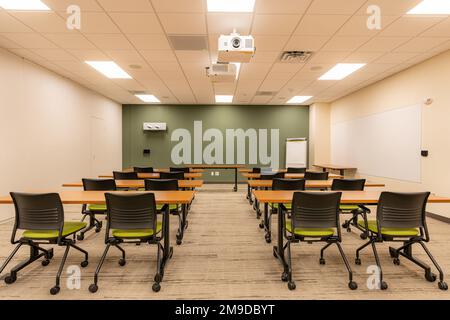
<box><xmin>309</xmin><ymin>103</ymin><xmax>331</xmax><ymax>167</ymax></box>
<box><xmin>0</xmin><ymin>49</ymin><xmax>122</xmax><ymax>221</ymax></box>
<box><xmin>330</xmin><ymin>50</ymin><xmax>450</xmax><ymax>218</ymax></box>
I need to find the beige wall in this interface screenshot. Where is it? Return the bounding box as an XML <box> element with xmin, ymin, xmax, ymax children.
<box><xmin>0</xmin><ymin>49</ymin><xmax>122</xmax><ymax>221</ymax></box>
<box><xmin>330</xmin><ymin>50</ymin><xmax>450</xmax><ymax>218</ymax></box>
<box><xmin>309</xmin><ymin>103</ymin><xmax>331</xmax><ymax>167</ymax></box>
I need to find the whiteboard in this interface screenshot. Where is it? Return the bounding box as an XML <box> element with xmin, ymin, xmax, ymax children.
<box><xmin>286</xmin><ymin>138</ymin><xmax>307</xmax><ymax>168</ymax></box>
<box><xmin>331</xmin><ymin>104</ymin><xmax>422</xmax><ymax>182</ymax></box>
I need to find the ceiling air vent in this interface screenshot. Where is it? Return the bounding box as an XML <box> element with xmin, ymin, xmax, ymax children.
<box><xmin>279</xmin><ymin>51</ymin><xmax>313</xmax><ymax>63</ymax></box>
<box><xmin>255</xmin><ymin>91</ymin><xmax>277</xmax><ymax>96</ymax></box>
<box><xmin>168</xmin><ymin>35</ymin><xmax>208</xmax><ymax>51</ymax></box>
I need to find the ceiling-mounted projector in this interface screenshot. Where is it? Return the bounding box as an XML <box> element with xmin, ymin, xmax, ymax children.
<box><xmin>206</xmin><ymin>63</ymin><xmax>237</xmax><ymax>83</ymax></box>
<box><xmin>218</xmin><ymin>33</ymin><xmax>255</xmax><ymax>63</ymax></box>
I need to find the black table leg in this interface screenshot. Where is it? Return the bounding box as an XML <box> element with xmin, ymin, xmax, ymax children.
<box><xmin>176</xmin><ymin>204</ymin><xmax>187</xmax><ymax>245</ymax></box>
<box><xmin>233</xmin><ymin>168</ymin><xmax>238</xmax><ymax>192</ymax></box>
<box><xmin>160</xmin><ymin>205</ymin><xmax>173</xmax><ymax>277</ymax></box>
<box><xmin>273</xmin><ymin>202</ymin><xmax>287</xmax><ymax>271</ymax></box>
<box><xmin>264</xmin><ymin>202</ymin><xmax>271</xmax><ymax>243</ymax></box>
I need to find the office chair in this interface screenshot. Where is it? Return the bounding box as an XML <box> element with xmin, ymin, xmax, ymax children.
<box><xmin>89</xmin><ymin>193</ymin><xmax>165</xmax><ymax>293</ymax></box>
<box><xmin>113</xmin><ymin>171</ymin><xmax>139</xmax><ymax>180</ymax></box>
<box><xmin>260</xmin><ymin>172</ymin><xmax>285</xmax><ymax>180</ymax></box>
<box><xmin>287</xmin><ymin>167</ymin><xmax>306</xmax><ymax>173</ymax></box>
<box><xmin>304</xmin><ymin>171</ymin><xmax>329</xmax><ymax>180</ymax></box>
<box><xmin>77</xmin><ymin>179</ymin><xmax>117</xmax><ymax>240</ymax></box>
<box><xmin>251</xmin><ymin>167</ymin><xmax>261</xmax><ymax>173</ymax></box>
<box><xmin>280</xmin><ymin>191</ymin><xmax>357</xmax><ymax>291</ymax></box>
<box><xmin>160</xmin><ymin>171</ymin><xmax>184</xmax><ymax>180</ymax></box>
<box><xmin>331</xmin><ymin>179</ymin><xmax>368</xmax><ymax>235</ymax></box>
<box><xmin>262</xmin><ymin>179</ymin><xmax>306</xmax><ymax>243</ymax></box>
<box><xmin>170</xmin><ymin>167</ymin><xmax>190</xmax><ymax>173</ymax></box>
<box><xmin>355</xmin><ymin>192</ymin><xmax>447</xmax><ymax>290</ymax></box>
<box><xmin>133</xmin><ymin>167</ymin><xmax>154</xmax><ymax>173</ymax></box>
<box><xmin>0</xmin><ymin>193</ymin><xmax>88</xmax><ymax>295</ymax></box>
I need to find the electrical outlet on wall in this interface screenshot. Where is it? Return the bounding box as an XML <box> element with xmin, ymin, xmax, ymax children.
<box><xmin>215</xmin><ymin>171</ymin><xmax>220</xmax><ymax>176</ymax></box>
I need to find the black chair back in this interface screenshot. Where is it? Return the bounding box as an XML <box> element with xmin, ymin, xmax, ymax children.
<box><xmin>82</xmin><ymin>179</ymin><xmax>117</xmax><ymax>191</ymax></box>
<box><xmin>145</xmin><ymin>179</ymin><xmax>178</xmax><ymax>191</ymax></box>
<box><xmin>113</xmin><ymin>171</ymin><xmax>139</xmax><ymax>180</ymax></box>
<box><xmin>331</xmin><ymin>179</ymin><xmax>365</xmax><ymax>191</ymax></box>
<box><xmin>304</xmin><ymin>171</ymin><xmax>329</xmax><ymax>180</ymax></box>
<box><xmin>133</xmin><ymin>167</ymin><xmax>154</xmax><ymax>173</ymax></box>
<box><xmin>272</xmin><ymin>179</ymin><xmax>305</xmax><ymax>191</ymax></box>
<box><xmin>160</xmin><ymin>172</ymin><xmax>184</xmax><ymax>180</ymax></box>
<box><xmin>170</xmin><ymin>167</ymin><xmax>190</xmax><ymax>173</ymax></box>
<box><xmin>287</xmin><ymin>167</ymin><xmax>306</xmax><ymax>173</ymax></box>
<box><xmin>261</xmin><ymin>172</ymin><xmax>285</xmax><ymax>180</ymax></box>
<box><xmin>251</xmin><ymin>167</ymin><xmax>261</xmax><ymax>173</ymax></box>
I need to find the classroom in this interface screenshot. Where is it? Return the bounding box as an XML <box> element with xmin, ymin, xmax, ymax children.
<box><xmin>0</xmin><ymin>0</ymin><xmax>450</xmax><ymax>305</ymax></box>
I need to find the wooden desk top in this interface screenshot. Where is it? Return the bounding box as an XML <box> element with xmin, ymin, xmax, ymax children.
<box><xmin>0</xmin><ymin>191</ymin><xmax>195</xmax><ymax>205</ymax></box>
<box><xmin>248</xmin><ymin>180</ymin><xmax>385</xmax><ymax>188</ymax></box>
<box><xmin>239</xmin><ymin>168</ymin><xmax>288</xmax><ymax>173</ymax></box>
<box><xmin>124</xmin><ymin>168</ymin><xmax>204</xmax><ymax>173</ymax></box>
<box><xmin>63</xmin><ymin>180</ymin><xmax>204</xmax><ymax>189</ymax></box>
<box><xmin>253</xmin><ymin>190</ymin><xmax>450</xmax><ymax>204</ymax></box>
<box><xmin>186</xmin><ymin>164</ymin><xmax>245</xmax><ymax>169</ymax></box>
<box><xmin>99</xmin><ymin>173</ymin><xmax>202</xmax><ymax>179</ymax></box>
<box><xmin>242</xmin><ymin>173</ymin><xmax>343</xmax><ymax>179</ymax></box>
<box><xmin>314</xmin><ymin>164</ymin><xmax>357</xmax><ymax>170</ymax></box>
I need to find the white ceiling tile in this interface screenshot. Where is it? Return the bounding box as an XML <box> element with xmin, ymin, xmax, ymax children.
<box><xmin>374</xmin><ymin>52</ymin><xmax>419</xmax><ymax>64</ymax></box>
<box><xmin>213</xmin><ymin>83</ymin><xmax>236</xmax><ymax>95</ymax></box>
<box><xmin>344</xmin><ymin>51</ymin><xmax>385</xmax><ymax>63</ymax></box>
<box><xmin>270</xmin><ymin>63</ymin><xmax>303</xmax><ymax>73</ymax></box>
<box><xmin>259</xmin><ymin>78</ymin><xmax>289</xmax><ymax>91</ymax></box>
<box><xmin>66</xmin><ymin>49</ymin><xmax>109</xmax><ymax>60</ymax></box>
<box><xmin>251</xmin><ymin>95</ymin><xmax>273</xmax><ymax>104</ymax></box>
<box><xmin>252</xmin><ymin>15</ymin><xmax>302</xmax><ymax>35</ymax></box>
<box><xmin>159</xmin><ymin>13</ymin><xmax>206</xmax><ymax>34</ymax></box>
<box><xmin>358</xmin><ymin>36</ymin><xmax>411</xmax><ymax>52</ymax></box>
<box><xmin>175</xmin><ymin>50</ymin><xmax>210</xmax><ymax>63</ymax></box>
<box><xmin>380</xmin><ymin>16</ymin><xmax>445</xmax><ymax>37</ymax></box>
<box><xmin>126</xmin><ymin>34</ymin><xmax>171</xmax><ymax>50</ymax></box>
<box><xmin>7</xmin><ymin>48</ymin><xmax>47</xmax><ymax>61</ymax></box>
<box><xmin>96</xmin><ymin>0</ymin><xmax>154</xmax><ymax>12</ymax></box>
<box><xmin>355</xmin><ymin>0</ymin><xmax>423</xmax><ymax>15</ymax></box>
<box><xmin>240</xmin><ymin>63</ymin><xmax>272</xmax><ymax>79</ymax></box>
<box><xmin>112</xmin><ymin>78</ymin><xmax>146</xmax><ymax>91</ymax></box>
<box><xmin>110</xmin><ymin>13</ymin><xmax>164</xmax><ymax>34</ymax></box>
<box><xmin>255</xmin><ymin>0</ymin><xmax>312</xmax><ymax>14</ymax></box>
<box><xmin>85</xmin><ymin>34</ymin><xmax>134</xmax><ymax>50</ymax></box>
<box><xmin>43</xmin><ymin>33</ymin><xmax>96</xmax><ymax>49</ymax></box>
<box><xmin>294</xmin><ymin>15</ymin><xmax>349</xmax><ymax>35</ymax></box>
<box><xmin>0</xmin><ymin>34</ymin><xmax>21</xmax><ymax>48</ymax></box>
<box><xmin>307</xmin><ymin>0</ymin><xmax>367</xmax><ymax>15</ymax></box>
<box><xmin>0</xmin><ymin>12</ymin><xmax>33</xmax><ymax>32</ymax></box>
<box><xmin>337</xmin><ymin>15</ymin><xmax>398</xmax><ymax>36</ymax></box>
<box><xmin>321</xmin><ymin>36</ymin><xmax>369</xmax><ymax>51</ymax></box>
<box><xmin>207</xmin><ymin>13</ymin><xmax>252</xmax><ymax>35</ymax></box>
<box><xmin>42</xmin><ymin>0</ymin><xmax>103</xmax><ymax>11</ymax></box>
<box><xmin>79</xmin><ymin>12</ymin><xmax>121</xmax><ymax>33</ymax></box>
<box><xmin>421</xmin><ymin>17</ymin><xmax>450</xmax><ymax>37</ymax></box>
<box><xmin>253</xmin><ymin>35</ymin><xmax>290</xmax><ymax>51</ymax></box>
<box><xmin>251</xmin><ymin>51</ymin><xmax>280</xmax><ymax>63</ymax></box>
<box><xmin>151</xmin><ymin>0</ymin><xmax>205</xmax><ymax>13</ymax></box>
<box><xmin>104</xmin><ymin>50</ymin><xmax>148</xmax><ymax>68</ymax></box>
<box><xmin>2</xmin><ymin>33</ymin><xmax>58</xmax><ymax>49</ymax></box>
<box><xmin>8</xmin><ymin>12</ymin><xmax>69</xmax><ymax>33</ymax></box>
<box><xmin>140</xmin><ymin>50</ymin><xmax>177</xmax><ymax>62</ymax></box>
<box><xmin>307</xmin><ymin>51</ymin><xmax>349</xmax><ymax>64</ymax></box>
<box><xmin>284</xmin><ymin>35</ymin><xmax>330</xmax><ymax>51</ymax></box>
<box><xmin>394</xmin><ymin>37</ymin><xmax>450</xmax><ymax>53</ymax></box>
<box><xmin>30</xmin><ymin>48</ymin><xmax>78</xmax><ymax>61</ymax></box>
<box><xmin>362</xmin><ymin>63</ymin><xmax>396</xmax><ymax>73</ymax></box>
<box><xmin>151</xmin><ymin>62</ymin><xmax>183</xmax><ymax>72</ymax></box>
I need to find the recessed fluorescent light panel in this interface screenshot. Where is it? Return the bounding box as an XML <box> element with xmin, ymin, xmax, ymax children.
<box><xmin>319</xmin><ymin>63</ymin><xmax>366</xmax><ymax>80</ymax></box>
<box><xmin>135</xmin><ymin>94</ymin><xmax>160</xmax><ymax>103</ymax></box>
<box><xmin>0</xmin><ymin>0</ymin><xmax>50</xmax><ymax>10</ymax></box>
<box><xmin>287</xmin><ymin>96</ymin><xmax>313</xmax><ymax>104</ymax></box>
<box><xmin>85</xmin><ymin>61</ymin><xmax>132</xmax><ymax>79</ymax></box>
<box><xmin>408</xmin><ymin>0</ymin><xmax>450</xmax><ymax>14</ymax></box>
<box><xmin>207</xmin><ymin>0</ymin><xmax>255</xmax><ymax>12</ymax></box>
<box><xmin>215</xmin><ymin>95</ymin><xmax>233</xmax><ymax>103</ymax></box>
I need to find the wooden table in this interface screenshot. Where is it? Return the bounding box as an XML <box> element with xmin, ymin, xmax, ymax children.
<box><xmin>242</xmin><ymin>172</ymin><xmax>343</xmax><ymax>179</ymax></box>
<box><xmin>187</xmin><ymin>164</ymin><xmax>245</xmax><ymax>192</ymax></box>
<box><xmin>239</xmin><ymin>168</ymin><xmax>288</xmax><ymax>173</ymax></box>
<box><xmin>248</xmin><ymin>180</ymin><xmax>385</xmax><ymax>189</ymax></box>
<box><xmin>124</xmin><ymin>168</ymin><xmax>205</xmax><ymax>173</ymax></box>
<box><xmin>314</xmin><ymin>164</ymin><xmax>357</xmax><ymax>176</ymax></box>
<box><xmin>99</xmin><ymin>173</ymin><xmax>202</xmax><ymax>180</ymax></box>
<box><xmin>63</xmin><ymin>180</ymin><xmax>203</xmax><ymax>189</ymax></box>
<box><xmin>253</xmin><ymin>190</ymin><xmax>450</xmax><ymax>275</ymax></box>
<box><xmin>0</xmin><ymin>190</ymin><xmax>195</xmax><ymax>276</ymax></box>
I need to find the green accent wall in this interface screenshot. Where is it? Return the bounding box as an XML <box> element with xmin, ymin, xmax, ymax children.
<box><xmin>122</xmin><ymin>104</ymin><xmax>309</xmax><ymax>182</ymax></box>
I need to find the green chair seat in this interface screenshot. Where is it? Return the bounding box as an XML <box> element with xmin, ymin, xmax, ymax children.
<box><xmin>340</xmin><ymin>204</ymin><xmax>362</xmax><ymax>212</ymax></box>
<box><xmin>357</xmin><ymin>220</ymin><xmax>419</xmax><ymax>236</ymax></box>
<box><xmin>22</xmin><ymin>222</ymin><xmax>87</xmax><ymax>239</ymax></box>
<box><xmin>88</xmin><ymin>204</ymin><xmax>107</xmax><ymax>211</ymax></box>
<box><xmin>285</xmin><ymin>220</ymin><xmax>335</xmax><ymax>237</ymax></box>
<box><xmin>156</xmin><ymin>204</ymin><xmax>178</xmax><ymax>211</ymax></box>
<box><xmin>270</xmin><ymin>203</ymin><xmax>291</xmax><ymax>210</ymax></box>
<box><xmin>112</xmin><ymin>222</ymin><xmax>162</xmax><ymax>239</ymax></box>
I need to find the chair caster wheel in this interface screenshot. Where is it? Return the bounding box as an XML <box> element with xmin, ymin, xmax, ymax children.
<box><xmin>425</xmin><ymin>271</ymin><xmax>437</xmax><ymax>282</ymax></box>
<box><xmin>355</xmin><ymin>258</ymin><xmax>361</xmax><ymax>265</ymax></box>
<box><xmin>288</xmin><ymin>282</ymin><xmax>296</xmax><ymax>290</ymax></box>
<box><xmin>89</xmin><ymin>284</ymin><xmax>98</xmax><ymax>293</ymax></box>
<box><xmin>346</xmin><ymin>228</ymin><xmax>351</xmax><ymax>233</ymax></box>
<box><xmin>438</xmin><ymin>281</ymin><xmax>448</xmax><ymax>291</ymax></box>
<box><xmin>95</xmin><ymin>227</ymin><xmax>101</xmax><ymax>233</ymax></box>
<box><xmin>118</xmin><ymin>258</ymin><xmax>126</xmax><ymax>266</ymax></box>
<box><xmin>389</xmin><ymin>247</ymin><xmax>398</xmax><ymax>258</ymax></box>
<box><xmin>50</xmin><ymin>286</ymin><xmax>60</xmax><ymax>295</ymax></box>
<box><xmin>281</xmin><ymin>272</ymin><xmax>288</xmax><ymax>282</ymax></box>
<box><xmin>265</xmin><ymin>236</ymin><xmax>271</xmax><ymax>244</ymax></box>
<box><xmin>77</xmin><ymin>234</ymin><xmax>84</xmax><ymax>241</ymax></box>
<box><xmin>98</xmin><ymin>221</ymin><xmax>103</xmax><ymax>228</ymax></box>
<box><xmin>42</xmin><ymin>259</ymin><xmax>50</xmax><ymax>266</ymax></box>
<box><xmin>4</xmin><ymin>274</ymin><xmax>17</xmax><ymax>284</ymax></box>
<box><xmin>176</xmin><ymin>239</ymin><xmax>182</xmax><ymax>245</ymax></box>
<box><xmin>154</xmin><ymin>274</ymin><xmax>162</xmax><ymax>282</ymax></box>
<box><xmin>342</xmin><ymin>222</ymin><xmax>348</xmax><ymax>229</ymax></box>
<box><xmin>152</xmin><ymin>283</ymin><xmax>161</xmax><ymax>292</ymax></box>
<box><xmin>380</xmin><ymin>281</ymin><xmax>388</xmax><ymax>290</ymax></box>
<box><xmin>360</xmin><ymin>233</ymin><xmax>368</xmax><ymax>240</ymax></box>
<box><xmin>80</xmin><ymin>260</ymin><xmax>89</xmax><ymax>268</ymax></box>
<box><xmin>319</xmin><ymin>258</ymin><xmax>326</xmax><ymax>265</ymax></box>
<box><xmin>348</xmin><ymin>281</ymin><xmax>358</xmax><ymax>290</ymax></box>
<box><xmin>393</xmin><ymin>258</ymin><xmax>400</xmax><ymax>265</ymax></box>
<box><xmin>259</xmin><ymin>222</ymin><xmax>264</xmax><ymax>229</ymax></box>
